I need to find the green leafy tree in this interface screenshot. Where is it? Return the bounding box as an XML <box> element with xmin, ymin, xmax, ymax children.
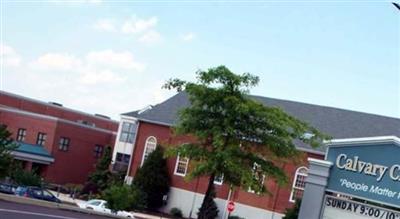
<box><xmin>170</xmin><ymin>208</ymin><xmax>183</xmax><ymax>218</ymax></box>
<box><xmin>134</xmin><ymin>146</ymin><xmax>170</xmax><ymax>210</ymax></box>
<box><xmin>282</xmin><ymin>199</ymin><xmax>301</xmax><ymax>219</ymax></box>
<box><xmin>0</xmin><ymin>125</ymin><xmax>17</xmax><ymax>179</ymax></box>
<box><xmin>11</xmin><ymin>167</ymin><xmax>42</xmax><ymax>186</ymax></box>
<box><xmin>163</xmin><ymin>66</ymin><xmax>328</xmax><ymax>218</ymax></box>
<box><xmin>102</xmin><ymin>184</ymin><xmax>146</xmax><ymax>212</ymax></box>
<box><xmin>83</xmin><ymin>146</ymin><xmax>113</xmax><ymax>193</ymax></box>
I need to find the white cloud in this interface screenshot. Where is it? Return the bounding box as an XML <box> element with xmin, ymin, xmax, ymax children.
<box><xmin>85</xmin><ymin>50</ymin><xmax>145</xmax><ymax>71</ymax></box>
<box><xmin>138</xmin><ymin>30</ymin><xmax>162</xmax><ymax>44</ymax></box>
<box><xmin>94</xmin><ymin>15</ymin><xmax>163</xmax><ymax>45</ymax></box>
<box><xmin>152</xmin><ymin>81</ymin><xmax>176</xmax><ymax>103</ymax></box>
<box><xmin>4</xmin><ymin>46</ymin><xmax>179</xmax><ymax>120</ymax></box>
<box><xmin>30</xmin><ymin>53</ymin><xmax>81</xmax><ymax>71</ymax></box>
<box><xmin>93</xmin><ymin>19</ymin><xmax>116</xmax><ymax>32</ymax></box>
<box><xmin>121</xmin><ymin>16</ymin><xmax>158</xmax><ymax>34</ymax></box>
<box><xmin>1</xmin><ymin>44</ymin><xmax>21</xmax><ymax>67</ymax></box>
<box><xmin>29</xmin><ymin>50</ymin><xmax>144</xmax><ymax>86</ymax></box>
<box><xmin>181</xmin><ymin>32</ymin><xmax>196</xmax><ymax>42</ymax></box>
<box><xmin>79</xmin><ymin>69</ymin><xmax>123</xmax><ymax>85</ymax></box>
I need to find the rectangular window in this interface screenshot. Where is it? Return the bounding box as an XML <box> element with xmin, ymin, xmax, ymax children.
<box><xmin>36</xmin><ymin>132</ymin><xmax>47</xmax><ymax>146</ymax></box>
<box><xmin>116</xmin><ymin>153</ymin><xmax>131</xmax><ymax>164</ymax></box>
<box><xmin>17</xmin><ymin>128</ymin><xmax>26</xmax><ymax>142</ymax></box>
<box><xmin>113</xmin><ymin>153</ymin><xmax>131</xmax><ymax>172</ymax></box>
<box><xmin>119</xmin><ymin>122</ymin><xmax>136</xmax><ymax>143</ymax></box>
<box><xmin>214</xmin><ymin>174</ymin><xmax>224</xmax><ymax>185</ymax></box>
<box><xmin>58</xmin><ymin>137</ymin><xmax>70</xmax><ymax>151</ymax></box>
<box><xmin>94</xmin><ymin>145</ymin><xmax>104</xmax><ymax>158</ymax></box>
<box><xmin>174</xmin><ymin>155</ymin><xmax>189</xmax><ymax>176</ymax></box>
<box><xmin>248</xmin><ymin>163</ymin><xmax>265</xmax><ymax>193</ymax></box>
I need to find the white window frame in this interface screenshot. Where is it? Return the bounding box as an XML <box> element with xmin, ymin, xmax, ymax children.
<box><xmin>17</xmin><ymin>128</ymin><xmax>26</xmax><ymax>142</ymax></box>
<box><xmin>248</xmin><ymin>163</ymin><xmax>266</xmax><ymax>193</ymax></box>
<box><xmin>289</xmin><ymin>166</ymin><xmax>308</xmax><ymax>202</ymax></box>
<box><xmin>119</xmin><ymin>122</ymin><xmax>136</xmax><ymax>143</ymax></box>
<box><xmin>213</xmin><ymin>174</ymin><xmax>224</xmax><ymax>185</ymax></box>
<box><xmin>141</xmin><ymin>136</ymin><xmax>157</xmax><ymax>166</ymax></box>
<box><xmin>58</xmin><ymin>137</ymin><xmax>70</xmax><ymax>151</ymax></box>
<box><xmin>174</xmin><ymin>155</ymin><xmax>189</xmax><ymax>177</ymax></box>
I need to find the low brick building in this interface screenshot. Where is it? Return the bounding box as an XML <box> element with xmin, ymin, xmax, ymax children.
<box><xmin>112</xmin><ymin>92</ymin><xmax>399</xmax><ymax>219</ymax></box>
<box><xmin>0</xmin><ymin>91</ymin><xmax>118</xmax><ymax>184</ymax></box>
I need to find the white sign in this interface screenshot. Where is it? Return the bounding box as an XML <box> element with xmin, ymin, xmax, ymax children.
<box><xmin>322</xmin><ymin>195</ymin><xmax>400</xmax><ymax>219</ymax></box>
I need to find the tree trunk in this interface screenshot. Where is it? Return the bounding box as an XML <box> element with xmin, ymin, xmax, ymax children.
<box><xmin>204</xmin><ymin>172</ymin><xmax>215</xmax><ymax>201</ymax></box>
<box><xmin>198</xmin><ymin>172</ymin><xmax>218</xmax><ymax>219</ymax></box>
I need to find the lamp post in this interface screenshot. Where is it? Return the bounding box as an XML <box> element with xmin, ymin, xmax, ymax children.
<box><xmin>393</xmin><ymin>2</ymin><xmax>400</xmax><ymax>11</ymax></box>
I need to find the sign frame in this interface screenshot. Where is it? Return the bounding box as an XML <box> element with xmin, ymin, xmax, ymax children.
<box><xmin>321</xmin><ymin>194</ymin><xmax>400</xmax><ymax>219</ymax></box>
<box><xmin>324</xmin><ymin>136</ymin><xmax>400</xmax><ymax>209</ymax></box>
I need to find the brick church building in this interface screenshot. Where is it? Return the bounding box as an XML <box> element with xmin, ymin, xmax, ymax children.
<box><xmin>0</xmin><ymin>90</ymin><xmax>118</xmax><ymax>184</ymax></box>
<box><xmin>112</xmin><ymin>92</ymin><xmax>399</xmax><ymax>219</ymax></box>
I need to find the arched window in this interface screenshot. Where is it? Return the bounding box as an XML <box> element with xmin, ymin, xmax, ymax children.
<box><xmin>289</xmin><ymin>166</ymin><xmax>308</xmax><ymax>202</ymax></box>
<box><xmin>141</xmin><ymin>136</ymin><xmax>157</xmax><ymax>166</ymax></box>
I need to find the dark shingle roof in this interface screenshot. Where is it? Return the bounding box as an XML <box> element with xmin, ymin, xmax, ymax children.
<box><xmin>123</xmin><ymin>92</ymin><xmax>400</xmax><ymax>154</ymax></box>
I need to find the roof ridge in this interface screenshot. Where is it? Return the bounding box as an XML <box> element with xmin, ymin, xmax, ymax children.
<box><xmin>249</xmin><ymin>94</ymin><xmax>400</xmax><ymax>120</ymax></box>
<box><xmin>0</xmin><ymin>90</ymin><xmax>118</xmax><ymax>123</ymax></box>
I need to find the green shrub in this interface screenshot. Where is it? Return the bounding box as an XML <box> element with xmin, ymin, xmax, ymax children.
<box><xmin>283</xmin><ymin>199</ymin><xmax>301</xmax><ymax>219</ymax></box>
<box><xmin>170</xmin><ymin>207</ymin><xmax>183</xmax><ymax>218</ymax></box>
<box><xmin>228</xmin><ymin>216</ymin><xmax>246</xmax><ymax>219</ymax></box>
<box><xmin>102</xmin><ymin>184</ymin><xmax>146</xmax><ymax>212</ymax></box>
<box><xmin>86</xmin><ymin>146</ymin><xmax>112</xmax><ymax>193</ymax></box>
<box><xmin>11</xmin><ymin>169</ymin><xmax>42</xmax><ymax>186</ymax></box>
<box><xmin>134</xmin><ymin>147</ymin><xmax>170</xmax><ymax>210</ymax></box>
<box><xmin>0</xmin><ymin>125</ymin><xmax>17</xmax><ymax>180</ymax></box>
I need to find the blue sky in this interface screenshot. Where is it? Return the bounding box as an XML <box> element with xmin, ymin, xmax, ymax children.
<box><xmin>1</xmin><ymin>0</ymin><xmax>399</xmax><ymax>119</ymax></box>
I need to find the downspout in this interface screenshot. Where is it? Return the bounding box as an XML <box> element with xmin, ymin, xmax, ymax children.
<box><xmin>271</xmin><ymin>163</ymin><xmax>286</xmax><ymax>219</ymax></box>
<box><xmin>189</xmin><ymin>177</ymin><xmax>201</xmax><ymax>218</ymax></box>
<box><xmin>222</xmin><ymin>185</ymin><xmax>233</xmax><ymax>219</ymax></box>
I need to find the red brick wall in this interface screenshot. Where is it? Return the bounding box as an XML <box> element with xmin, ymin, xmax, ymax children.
<box><xmin>0</xmin><ymin>110</ymin><xmax>57</xmax><ymax>152</ymax></box>
<box><xmin>0</xmin><ymin>108</ymin><xmax>116</xmax><ymax>185</ymax></box>
<box><xmin>129</xmin><ymin>121</ymin><xmax>325</xmax><ymax>214</ymax></box>
<box><xmin>0</xmin><ymin>91</ymin><xmax>119</xmax><ymax>131</ymax></box>
<box><xmin>45</xmin><ymin>122</ymin><xmax>115</xmax><ymax>184</ymax></box>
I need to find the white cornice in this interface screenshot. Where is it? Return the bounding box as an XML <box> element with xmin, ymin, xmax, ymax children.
<box><xmin>308</xmin><ymin>158</ymin><xmax>333</xmax><ymax>167</ymax></box>
<box><xmin>324</xmin><ymin>136</ymin><xmax>400</xmax><ymax>147</ymax></box>
<box><xmin>11</xmin><ymin>151</ymin><xmax>54</xmax><ymax>164</ymax></box>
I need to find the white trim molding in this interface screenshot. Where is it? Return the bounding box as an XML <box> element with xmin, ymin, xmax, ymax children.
<box><xmin>289</xmin><ymin>166</ymin><xmax>308</xmax><ymax>203</ymax></box>
<box><xmin>213</xmin><ymin>174</ymin><xmax>224</xmax><ymax>185</ymax></box>
<box><xmin>11</xmin><ymin>151</ymin><xmax>54</xmax><ymax>164</ymax></box>
<box><xmin>174</xmin><ymin>155</ymin><xmax>189</xmax><ymax>177</ymax></box>
<box><xmin>324</xmin><ymin>136</ymin><xmax>400</xmax><ymax>147</ymax></box>
<box><xmin>308</xmin><ymin>158</ymin><xmax>333</xmax><ymax>167</ymax></box>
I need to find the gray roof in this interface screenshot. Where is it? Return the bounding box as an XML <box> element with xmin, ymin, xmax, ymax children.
<box><xmin>123</xmin><ymin>92</ymin><xmax>400</xmax><ymax>154</ymax></box>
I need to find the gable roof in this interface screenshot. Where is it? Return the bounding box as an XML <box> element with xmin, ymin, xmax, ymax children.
<box><xmin>123</xmin><ymin>92</ymin><xmax>400</xmax><ymax>154</ymax></box>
